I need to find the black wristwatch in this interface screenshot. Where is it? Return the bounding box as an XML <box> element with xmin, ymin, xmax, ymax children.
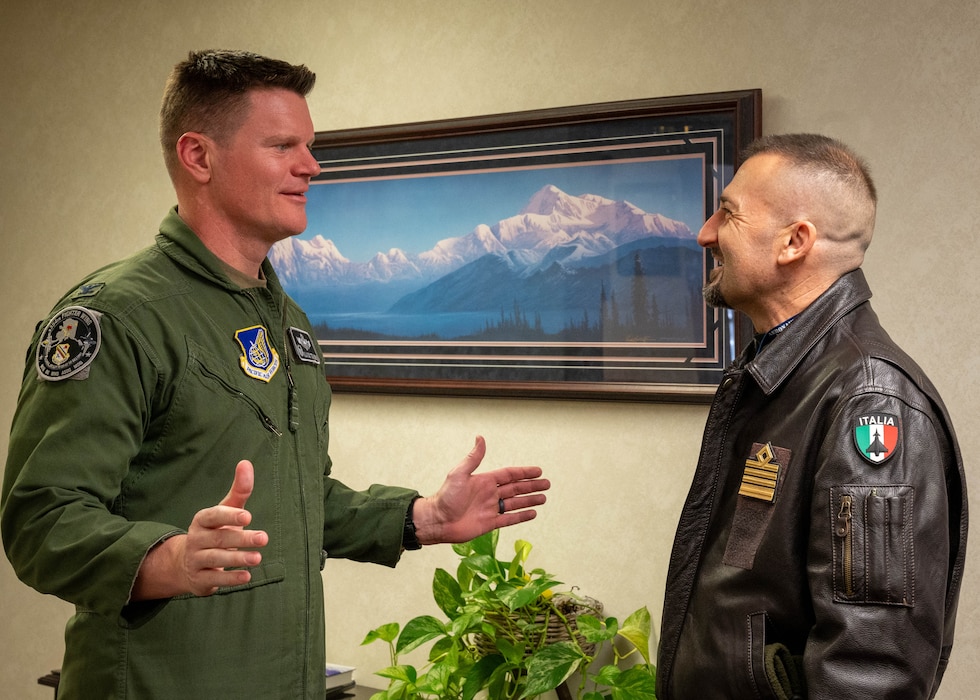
<box><xmin>402</xmin><ymin>496</ymin><xmax>422</xmax><ymax>550</ymax></box>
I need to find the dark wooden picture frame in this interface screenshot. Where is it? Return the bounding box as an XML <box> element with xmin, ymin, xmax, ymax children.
<box><xmin>273</xmin><ymin>90</ymin><xmax>761</xmax><ymax>401</ymax></box>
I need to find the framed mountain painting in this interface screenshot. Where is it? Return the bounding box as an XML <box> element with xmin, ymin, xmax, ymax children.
<box><xmin>272</xmin><ymin>90</ymin><xmax>761</xmax><ymax>401</ymax></box>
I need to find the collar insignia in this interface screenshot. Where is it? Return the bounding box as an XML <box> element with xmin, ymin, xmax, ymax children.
<box><xmin>234</xmin><ymin>325</ymin><xmax>280</xmax><ymax>382</ymax></box>
<box><xmin>738</xmin><ymin>442</ymin><xmax>782</xmax><ymax>502</ymax></box>
<box><xmin>287</xmin><ymin>326</ymin><xmax>321</xmax><ymax>365</ymax></box>
<box><xmin>71</xmin><ymin>282</ymin><xmax>105</xmax><ymax>300</ymax></box>
<box><xmin>854</xmin><ymin>413</ymin><xmax>899</xmax><ymax>464</ymax></box>
<box><xmin>36</xmin><ymin>306</ymin><xmax>102</xmax><ymax>381</ymax></box>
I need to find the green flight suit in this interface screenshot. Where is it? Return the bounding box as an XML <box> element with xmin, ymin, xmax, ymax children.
<box><xmin>1</xmin><ymin>208</ymin><xmax>416</xmax><ymax>698</ymax></box>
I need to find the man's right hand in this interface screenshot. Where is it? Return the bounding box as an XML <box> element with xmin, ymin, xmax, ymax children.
<box><xmin>130</xmin><ymin>460</ymin><xmax>269</xmax><ymax>601</ymax></box>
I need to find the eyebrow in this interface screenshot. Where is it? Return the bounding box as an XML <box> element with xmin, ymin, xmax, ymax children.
<box><xmin>264</xmin><ymin>133</ymin><xmax>307</xmax><ymax>144</ymax></box>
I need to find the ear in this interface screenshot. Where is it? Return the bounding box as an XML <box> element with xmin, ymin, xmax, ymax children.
<box><xmin>776</xmin><ymin>220</ymin><xmax>816</xmax><ymax>265</ymax></box>
<box><xmin>175</xmin><ymin>132</ymin><xmax>214</xmax><ymax>184</ymax></box>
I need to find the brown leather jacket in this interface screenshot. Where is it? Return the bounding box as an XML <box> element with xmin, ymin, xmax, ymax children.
<box><xmin>657</xmin><ymin>269</ymin><xmax>967</xmax><ymax>699</ymax></box>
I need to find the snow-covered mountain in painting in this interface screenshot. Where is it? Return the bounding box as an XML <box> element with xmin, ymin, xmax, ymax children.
<box><xmin>270</xmin><ymin>184</ymin><xmax>694</xmax><ymax>292</ymax></box>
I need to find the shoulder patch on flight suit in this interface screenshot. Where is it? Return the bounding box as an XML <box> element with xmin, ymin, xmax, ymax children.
<box><xmin>36</xmin><ymin>306</ymin><xmax>102</xmax><ymax>381</ymax></box>
<box><xmin>287</xmin><ymin>326</ymin><xmax>321</xmax><ymax>365</ymax></box>
<box><xmin>853</xmin><ymin>413</ymin><xmax>899</xmax><ymax>464</ymax></box>
<box><xmin>234</xmin><ymin>325</ymin><xmax>280</xmax><ymax>382</ymax></box>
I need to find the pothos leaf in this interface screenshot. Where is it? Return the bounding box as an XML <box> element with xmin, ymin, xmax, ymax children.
<box><xmin>362</xmin><ymin>622</ymin><xmax>400</xmax><ymax>645</ymax></box>
<box><xmin>433</xmin><ymin>567</ymin><xmax>464</xmax><ymax>618</ymax></box>
<box><xmin>462</xmin><ymin>654</ymin><xmax>505</xmax><ymax>700</ymax></box>
<box><xmin>498</xmin><ymin>577</ymin><xmax>562</xmax><ymax>610</ymax></box>
<box><xmin>449</xmin><ymin>611</ymin><xmax>484</xmax><ymax>638</ymax></box>
<box><xmin>575</xmin><ymin>613</ymin><xmax>614</xmax><ymax>645</ymax></box>
<box><xmin>616</xmin><ymin>607</ymin><xmax>652</xmax><ymax>665</ymax></box>
<box><xmin>521</xmin><ymin>641</ymin><xmax>585</xmax><ymax>698</ymax></box>
<box><xmin>396</xmin><ymin>615</ymin><xmax>446</xmax><ymax>655</ymax></box>
<box><xmin>608</xmin><ymin>664</ymin><xmax>657</xmax><ymax>699</ymax></box>
<box><xmin>510</xmin><ymin>539</ymin><xmax>533</xmax><ymax>578</ymax></box>
<box><xmin>494</xmin><ymin>636</ymin><xmax>527</xmax><ymax>665</ymax></box>
<box><xmin>375</xmin><ymin>665</ymin><xmax>418</xmax><ymax>684</ymax></box>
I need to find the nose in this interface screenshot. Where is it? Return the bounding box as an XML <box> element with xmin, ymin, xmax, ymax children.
<box><xmin>697</xmin><ymin>210</ymin><xmax>721</xmax><ymax>249</ymax></box>
<box><xmin>301</xmin><ymin>146</ymin><xmax>321</xmax><ymax>178</ymax></box>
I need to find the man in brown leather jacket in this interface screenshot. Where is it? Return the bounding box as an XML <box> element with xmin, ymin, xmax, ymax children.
<box><xmin>657</xmin><ymin>134</ymin><xmax>967</xmax><ymax>699</ymax></box>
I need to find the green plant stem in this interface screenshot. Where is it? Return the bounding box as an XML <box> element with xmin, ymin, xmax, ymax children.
<box><xmin>550</xmin><ymin>604</ymin><xmax>579</xmax><ymax>649</ymax></box>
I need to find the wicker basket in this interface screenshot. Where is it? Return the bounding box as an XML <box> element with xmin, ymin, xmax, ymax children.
<box><xmin>475</xmin><ymin>594</ymin><xmax>604</xmax><ymax>658</ymax></box>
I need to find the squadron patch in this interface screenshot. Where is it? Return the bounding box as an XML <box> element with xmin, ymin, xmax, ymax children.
<box><xmin>287</xmin><ymin>326</ymin><xmax>321</xmax><ymax>365</ymax></box>
<box><xmin>36</xmin><ymin>306</ymin><xmax>102</xmax><ymax>381</ymax></box>
<box><xmin>234</xmin><ymin>325</ymin><xmax>280</xmax><ymax>382</ymax></box>
<box><xmin>853</xmin><ymin>413</ymin><xmax>899</xmax><ymax>464</ymax></box>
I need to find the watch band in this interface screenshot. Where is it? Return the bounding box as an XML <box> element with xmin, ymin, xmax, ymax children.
<box><xmin>402</xmin><ymin>496</ymin><xmax>422</xmax><ymax>550</ymax></box>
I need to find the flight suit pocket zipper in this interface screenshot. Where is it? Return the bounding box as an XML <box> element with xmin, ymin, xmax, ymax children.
<box><xmin>198</xmin><ymin>365</ymin><xmax>282</xmax><ymax>436</ymax></box>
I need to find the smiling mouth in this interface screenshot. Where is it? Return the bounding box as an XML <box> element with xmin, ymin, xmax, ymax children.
<box><xmin>707</xmin><ymin>254</ymin><xmax>724</xmax><ymax>282</ymax></box>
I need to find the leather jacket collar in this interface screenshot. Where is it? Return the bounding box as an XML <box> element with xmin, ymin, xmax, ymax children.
<box><xmin>743</xmin><ymin>269</ymin><xmax>872</xmax><ymax>395</ymax></box>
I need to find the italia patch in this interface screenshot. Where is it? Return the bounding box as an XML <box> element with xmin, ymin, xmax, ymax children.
<box><xmin>287</xmin><ymin>326</ymin><xmax>321</xmax><ymax>365</ymax></box>
<box><xmin>36</xmin><ymin>306</ymin><xmax>102</xmax><ymax>381</ymax></box>
<box><xmin>854</xmin><ymin>413</ymin><xmax>899</xmax><ymax>464</ymax></box>
<box><xmin>234</xmin><ymin>325</ymin><xmax>280</xmax><ymax>382</ymax></box>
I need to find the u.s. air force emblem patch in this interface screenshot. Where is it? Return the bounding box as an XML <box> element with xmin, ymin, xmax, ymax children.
<box><xmin>854</xmin><ymin>413</ymin><xmax>899</xmax><ymax>464</ymax></box>
<box><xmin>234</xmin><ymin>325</ymin><xmax>280</xmax><ymax>382</ymax></box>
<box><xmin>36</xmin><ymin>306</ymin><xmax>102</xmax><ymax>381</ymax></box>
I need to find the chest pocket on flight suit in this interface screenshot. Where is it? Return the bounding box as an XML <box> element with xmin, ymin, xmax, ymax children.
<box><xmin>169</xmin><ymin>335</ymin><xmax>287</xmax><ymax>592</ymax></box>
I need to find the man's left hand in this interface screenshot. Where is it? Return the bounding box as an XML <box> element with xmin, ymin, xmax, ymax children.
<box><xmin>410</xmin><ymin>436</ymin><xmax>549</xmax><ymax>545</ymax></box>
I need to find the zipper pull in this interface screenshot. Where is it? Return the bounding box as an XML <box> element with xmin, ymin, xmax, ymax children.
<box><xmin>262</xmin><ymin>414</ymin><xmax>282</xmax><ymax>437</ymax></box>
<box><xmin>835</xmin><ymin>494</ymin><xmax>855</xmax><ymax>597</ymax></box>
<box><xmin>287</xmin><ymin>367</ymin><xmax>299</xmax><ymax>433</ymax></box>
<box><xmin>835</xmin><ymin>494</ymin><xmax>852</xmax><ymax>538</ymax></box>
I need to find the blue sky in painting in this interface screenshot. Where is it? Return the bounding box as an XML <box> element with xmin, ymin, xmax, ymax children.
<box><xmin>301</xmin><ymin>156</ymin><xmax>707</xmax><ymax>261</ymax></box>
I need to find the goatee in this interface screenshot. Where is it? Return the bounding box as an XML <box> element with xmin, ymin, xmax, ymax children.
<box><xmin>703</xmin><ymin>283</ymin><xmax>730</xmax><ymax>309</ymax></box>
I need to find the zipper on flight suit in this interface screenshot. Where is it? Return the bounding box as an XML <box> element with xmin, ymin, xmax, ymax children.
<box><xmin>835</xmin><ymin>494</ymin><xmax>854</xmax><ymax>597</ymax></box>
<box><xmin>278</xmin><ymin>293</ymin><xmax>314</xmax><ymax>696</ymax></box>
<box><xmin>199</xmin><ymin>364</ymin><xmax>282</xmax><ymax>436</ymax></box>
<box><xmin>244</xmin><ymin>286</ymin><xmax>317</xmax><ymax>694</ymax></box>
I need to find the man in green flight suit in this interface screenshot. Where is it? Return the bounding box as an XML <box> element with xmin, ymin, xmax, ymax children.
<box><xmin>1</xmin><ymin>49</ymin><xmax>550</xmax><ymax>699</ymax></box>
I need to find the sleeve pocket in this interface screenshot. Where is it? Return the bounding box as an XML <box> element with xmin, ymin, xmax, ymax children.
<box><xmin>831</xmin><ymin>485</ymin><xmax>914</xmax><ymax>607</ymax></box>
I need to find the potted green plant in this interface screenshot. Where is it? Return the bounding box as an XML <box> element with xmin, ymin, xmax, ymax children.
<box><xmin>362</xmin><ymin>530</ymin><xmax>657</xmax><ymax>699</ymax></box>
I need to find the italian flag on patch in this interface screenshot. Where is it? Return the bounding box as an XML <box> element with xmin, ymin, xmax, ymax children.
<box><xmin>853</xmin><ymin>413</ymin><xmax>899</xmax><ymax>464</ymax></box>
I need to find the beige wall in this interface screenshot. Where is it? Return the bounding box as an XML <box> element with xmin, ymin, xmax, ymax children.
<box><xmin>1</xmin><ymin>1</ymin><xmax>977</xmax><ymax>697</ymax></box>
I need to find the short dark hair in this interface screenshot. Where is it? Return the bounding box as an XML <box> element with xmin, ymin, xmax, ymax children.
<box><xmin>742</xmin><ymin>133</ymin><xmax>877</xmax><ymax>206</ymax></box>
<box><xmin>160</xmin><ymin>50</ymin><xmax>316</xmax><ymax>178</ymax></box>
